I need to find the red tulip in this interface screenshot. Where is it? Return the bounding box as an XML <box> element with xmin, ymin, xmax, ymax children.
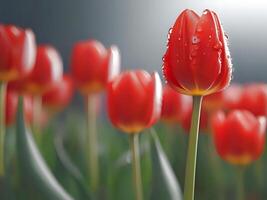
<box><xmin>42</xmin><ymin>75</ymin><xmax>74</xmax><ymax>113</ymax></box>
<box><xmin>0</xmin><ymin>24</ymin><xmax>36</xmax><ymax>82</ymax></box>
<box><xmin>5</xmin><ymin>86</ymin><xmax>33</xmax><ymax>126</ymax></box>
<box><xmin>71</xmin><ymin>40</ymin><xmax>120</xmax><ymax>95</ymax></box>
<box><xmin>163</xmin><ymin>9</ymin><xmax>232</xmax><ymax>96</ymax></box>
<box><xmin>161</xmin><ymin>85</ymin><xmax>192</xmax><ymax>123</ymax></box>
<box><xmin>181</xmin><ymin>105</ymin><xmax>209</xmax><ymax>133</ymax></box>
<box><xmin>107</xmin><ymin>70</ymin><xmax>162</xmax><ymax>133</ymax></box>
<box><xmin>239</xmin><ymin>84</ymin><xmax>267</xmax><ymax>116</ymax></box>
<box><xmin>222</xmin><ymin>84</ymin><xmax>243</xmax><ymax>111</ymax></box>
<box><xmin>212</xmin><ymin>110</ymin><xmax>266</xmax><ymax>165</ymax></box>
<box><xmin>22</xmin><ymin>45</ymin><xmax>63</xmax><ymax>95</ymax></box>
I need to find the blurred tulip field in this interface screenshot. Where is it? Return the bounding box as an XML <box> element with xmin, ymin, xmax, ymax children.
<box><xmin>1</xmin><ymin>1</ymin><xmax>267</xmax><ymax>200</ymax></box>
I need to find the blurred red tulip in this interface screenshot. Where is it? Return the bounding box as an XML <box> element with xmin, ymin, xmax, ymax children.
<box><xmin>181</xmin><ymin>105</ymin><xmax>209</xmax><ymax>133</ymax></box>
<box><xmin>239</xmin><ymin>84</ymin><xmax>267</xmax><ymax>116</ymax></box>
<box><xmin>212</xmin><ymin>110</ymin><xmax>266</xmax><ymax>165</ymax></box>
<box><xmin>107</xmin><ymin>70</ymin><xmax>162</xmax><ymax>133</ymax></box>
<box><xmin>0</xmin><ymin>24</ymin><xmax>36</xmax><ymax>82</ymax></box>
<box><xmin>5</xmin><ymin>86</ymin><xmax>33</xmax><ymax>126</ymax></box>
<box><xmin>222</xmin><ymin>84</ymin><xmax>243</xmax><ymax>111</ymax></box>
<box><xmin>71</xmin><ymin>40</ymin><xmax>120</xmax><ymax>95</ymax></box>
<box><xmin>23</xmin><ymin>45</ymin><xmax>63</xmax><ymax>95</ymax></box>
<box><xmin>161</xmin><ymin>85</ymin><xmax>192</xmax><ymax>123</ymax></box>
<box><xmin>42</xmin><ymin>75</ymin><xmax>74</xmax><ymax>113</ymax></box>
<box><xmin>163</xmin><ymin>9</ymin><xmax>232</xmax><ymax>96</ymax></box>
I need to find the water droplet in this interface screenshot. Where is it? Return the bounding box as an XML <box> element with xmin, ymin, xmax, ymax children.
<box><xmin>213</xmin><ymin>41</ymin><xmax>223</xmax><ymax>50</ymax></box>
<box><xmin>203</xmin><ymin>10</ymin><xmax>208</xmax><ymax>15</ymax></box>
<box><xmin>208</xmin><ymin>35</ymin><xmax>212</xmax><ymax>39</ymax></box>
<box><xmin>178</xmin><ymin>37</ymin><xmax>181</xmax><ymax>41</ymax></box>
<box><xmin>167</xmin><ymin>28</ymin><xmax>173</xmax><ymax>40</ymax></box>
<box><xmin>192</xmin><ymin>35</ymin><xmax>200</xmax><ymax>44</ymax></box>
<box><xmin>197</xmin><ymin>27</ymin><xmax>203</xmax><ymax>32</ymax></box>
<box><xmin>176</xmin><ymin>59</ymin><xmax>180</xmax><ymax>63</ymax></box>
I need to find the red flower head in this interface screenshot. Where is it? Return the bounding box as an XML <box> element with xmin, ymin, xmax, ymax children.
<box><xmin>0</xmin><ymin>25</ymin><xmax>36</xmax><ymax>82</ymax></box>
<box><xmin>181</xmin><ymin>104</ymin><xmax>209</xmax><ymax>133</ymax></box>
<box><xmin>163</xmin><ymin>9</ymin><xmax>232</xmax><ymax>96</ymax></box>
<box><xmin>212</xmin><ymin>110</ymin><xmax>266</xmax><ymax>165</ymax></box>
<box><xmin>71</xmin><ymin>40</ymin><xmax>120</xmax><ymax>95</ymax></box>
<box><xmin>42</xmin><ymin>75</ymin><xmax>74</xmax><ymax>113</ymax></box>
<box><xmin>23</xmin><ymin>45</ymin><xmax>63</xmax><ymax>95</ymax></box>
<box><xmin>203</xmin><ymin>84</ymin><xmax>242</xmax><ymax>112</ymax></box>
<box><xmin>239</xmin><ymin>84</ymin><xmax>267</xmax><ymax>116</ymax></box>
<box><xmin>161</xmin><ymin>84</ymin><xmax>192</xmax><ymax>123</ymax></box>
<box><xmin>222</xmin><ymin>84</ymin><xmax>243</xmax><ymax>111</ymax></box>
<box><xmin>5</xmin><ymin>86</ymin><xmax>33</xmax><ymax>126</ymax></box>
<box><xmin>107</xmin><ymin>70</ymin><xmax>162</xmax><ymax>133</ymax></box>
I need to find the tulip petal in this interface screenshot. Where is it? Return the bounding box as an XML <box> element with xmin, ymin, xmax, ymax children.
<box><xmin>164</xmin><ymin>9</ymin><xmax>200</xmax><ymax>91</ymax></box>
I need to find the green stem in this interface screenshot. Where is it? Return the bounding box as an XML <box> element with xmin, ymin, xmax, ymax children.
<box><xmin>86</xmin><ymin>95</ymin><xmax>99</xmax><ymax>192</ymax></box>
<box><xmin>0</xmin><ymin>82</ymin><xmax>6</xmax><ymax>177</ymax></box>
<box><xmin>236</xmin><ymin>168</ymin><xmax>245</xmax><ymax>200</ymax></box>
<box><xmin>183</xmin><ymin>95</ymin><xmax>203</xmax><ymax>200</ymax></box>
<box><xmin>32</xmin><ymin>95</ymin><xmax>42</xmax><ymax>143</ymax></box>
<box><xmin>129</xmin><ymin>134</ymin><xmax>143</xmax><ymax>200</ymax></box>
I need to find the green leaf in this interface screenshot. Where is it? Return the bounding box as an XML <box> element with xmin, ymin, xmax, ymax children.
<box><xmin>54</xmin><ymin>131</ymin><xmax>91</xmax><ymax>199</ymax></box>
<box><xmin>150</xmin><ymin>128</ymin><xmax>182</xmax><ymax>200</ymax></box>
<box><xmin>16</xmin><ymin>98</ymin><xmax>74</xmax><ymax>200</ymax></box>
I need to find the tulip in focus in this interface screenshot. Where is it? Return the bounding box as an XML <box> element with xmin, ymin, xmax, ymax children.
<box><xmin>161</xmin><ymin>85</ymin><xmax>192</xmax><ymax>123</ymax></box>
<box><xmin>162</xmin><ymin>9</ymin><xmax>232</xmax><ymax>200</ymax></box>
<box><xmin>212</xmin><ymin>110</ymin><xmax>266</xmax><ymax>165</ymax></box>
<box><xmin>108</xmin><ymin>70</ymin><xmax>162</xmax><ymax>133</ymax></box>
<box><xmin>71</xmin><ymin>40</ymin><xmax>120</xmax><ymax>94</ymax></box>
<box><xmin>42</xmin><ymin>75</ymin><xmax>74</xmax><ymax>113</ymax></box>
<box><xmin>0</xmin><ymin>24</ymin><xmax>36</xmax><ymax>82</ymax></box>
<box><xmin>163</xmin><ymin>9</ymin><xmax>232</xmax><ymax>96</ymax></box>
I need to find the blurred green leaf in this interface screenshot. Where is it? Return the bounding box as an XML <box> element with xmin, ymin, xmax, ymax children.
<box><xmin>54</xmin><ymin>131</ymin><xmax>91</xmax><ymax>199</ymax></box>
<box><xmin>150</xmin><ymin>128</ymin><xmax>182</xmax><ymax>200</ymax></box>
<box><xmin>16</xmin><ymin>98</ymin><xmax>74</xmax><ymax>200</ymax></box>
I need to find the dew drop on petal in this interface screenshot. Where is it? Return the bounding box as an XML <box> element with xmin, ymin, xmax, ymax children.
<box><xmin>192</xmin><ymin>35</ymin><xmax>200</xmax><ymax>44</ymax></box>
<box><xmin>213</xmin><ymin>41</ymin><xmax>223</xmax><ymax>50</ymax></box>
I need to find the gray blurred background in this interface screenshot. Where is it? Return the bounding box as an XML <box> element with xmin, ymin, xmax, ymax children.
<box><xmin>1</xmin><ymin>0</ymin><xmax>267</xmax><ymax>83</ymax></box>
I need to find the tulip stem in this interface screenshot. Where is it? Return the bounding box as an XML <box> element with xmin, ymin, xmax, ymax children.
<box><xmin>0</xmin><ymin>82</ymin><xmax>6</xmax><ymax>177</ymax></box>
<box><xmin>129</xmin><ymin>134</ymin><xmax>143</xmax><ymax>200</ymax></box>
<box><xmin>86</xmin><ymin>95</ymin><xmax>99</xmax><ymax>192</ymax></box>
<box><xmin>32</xmin><ymin>95</ymin><xmax>42</xmax><ymax>142</ymax></box>
<box><xmin>183</xmin><ymin>95</ymin><xmax>203</xmax><ymax>200</ymax></box>
<box><xmin>236</xmin><ymin>168</ymin><xmax>245</xmax><ymax>200</ymax></box>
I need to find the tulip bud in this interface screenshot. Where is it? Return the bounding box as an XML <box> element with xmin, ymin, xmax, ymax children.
<box><xmin>22</xmin><ymin>45</ymin><xmax>63</xmax><ymax>95</ymax></box>
<box><xmin>163</xmin><ymin>9</ymin><xmax>232</xmax><ymax>96</ymax></box>
<box><xmin>71</xmin><ymin>40</ymin><xmax>120</xmax><ymax>95</ymax></box>
<box><xmin>107</xmin><ymin>70</ymin><xmax>162</xmax><ymax>133</ymax></box>
<box><xmin>212</xmin><ymin>110</ymin><xmax>266</xmax><ymax>165</ymax></box>
<box><xmin>42</xmin><ymin>75</ymin><xmax>74</xmax><ymax>113</ymax></box>
<box><xmin>0</xmin><ymin>24</ymin><xmax>36</xmax><ymax>82</ymax></box>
